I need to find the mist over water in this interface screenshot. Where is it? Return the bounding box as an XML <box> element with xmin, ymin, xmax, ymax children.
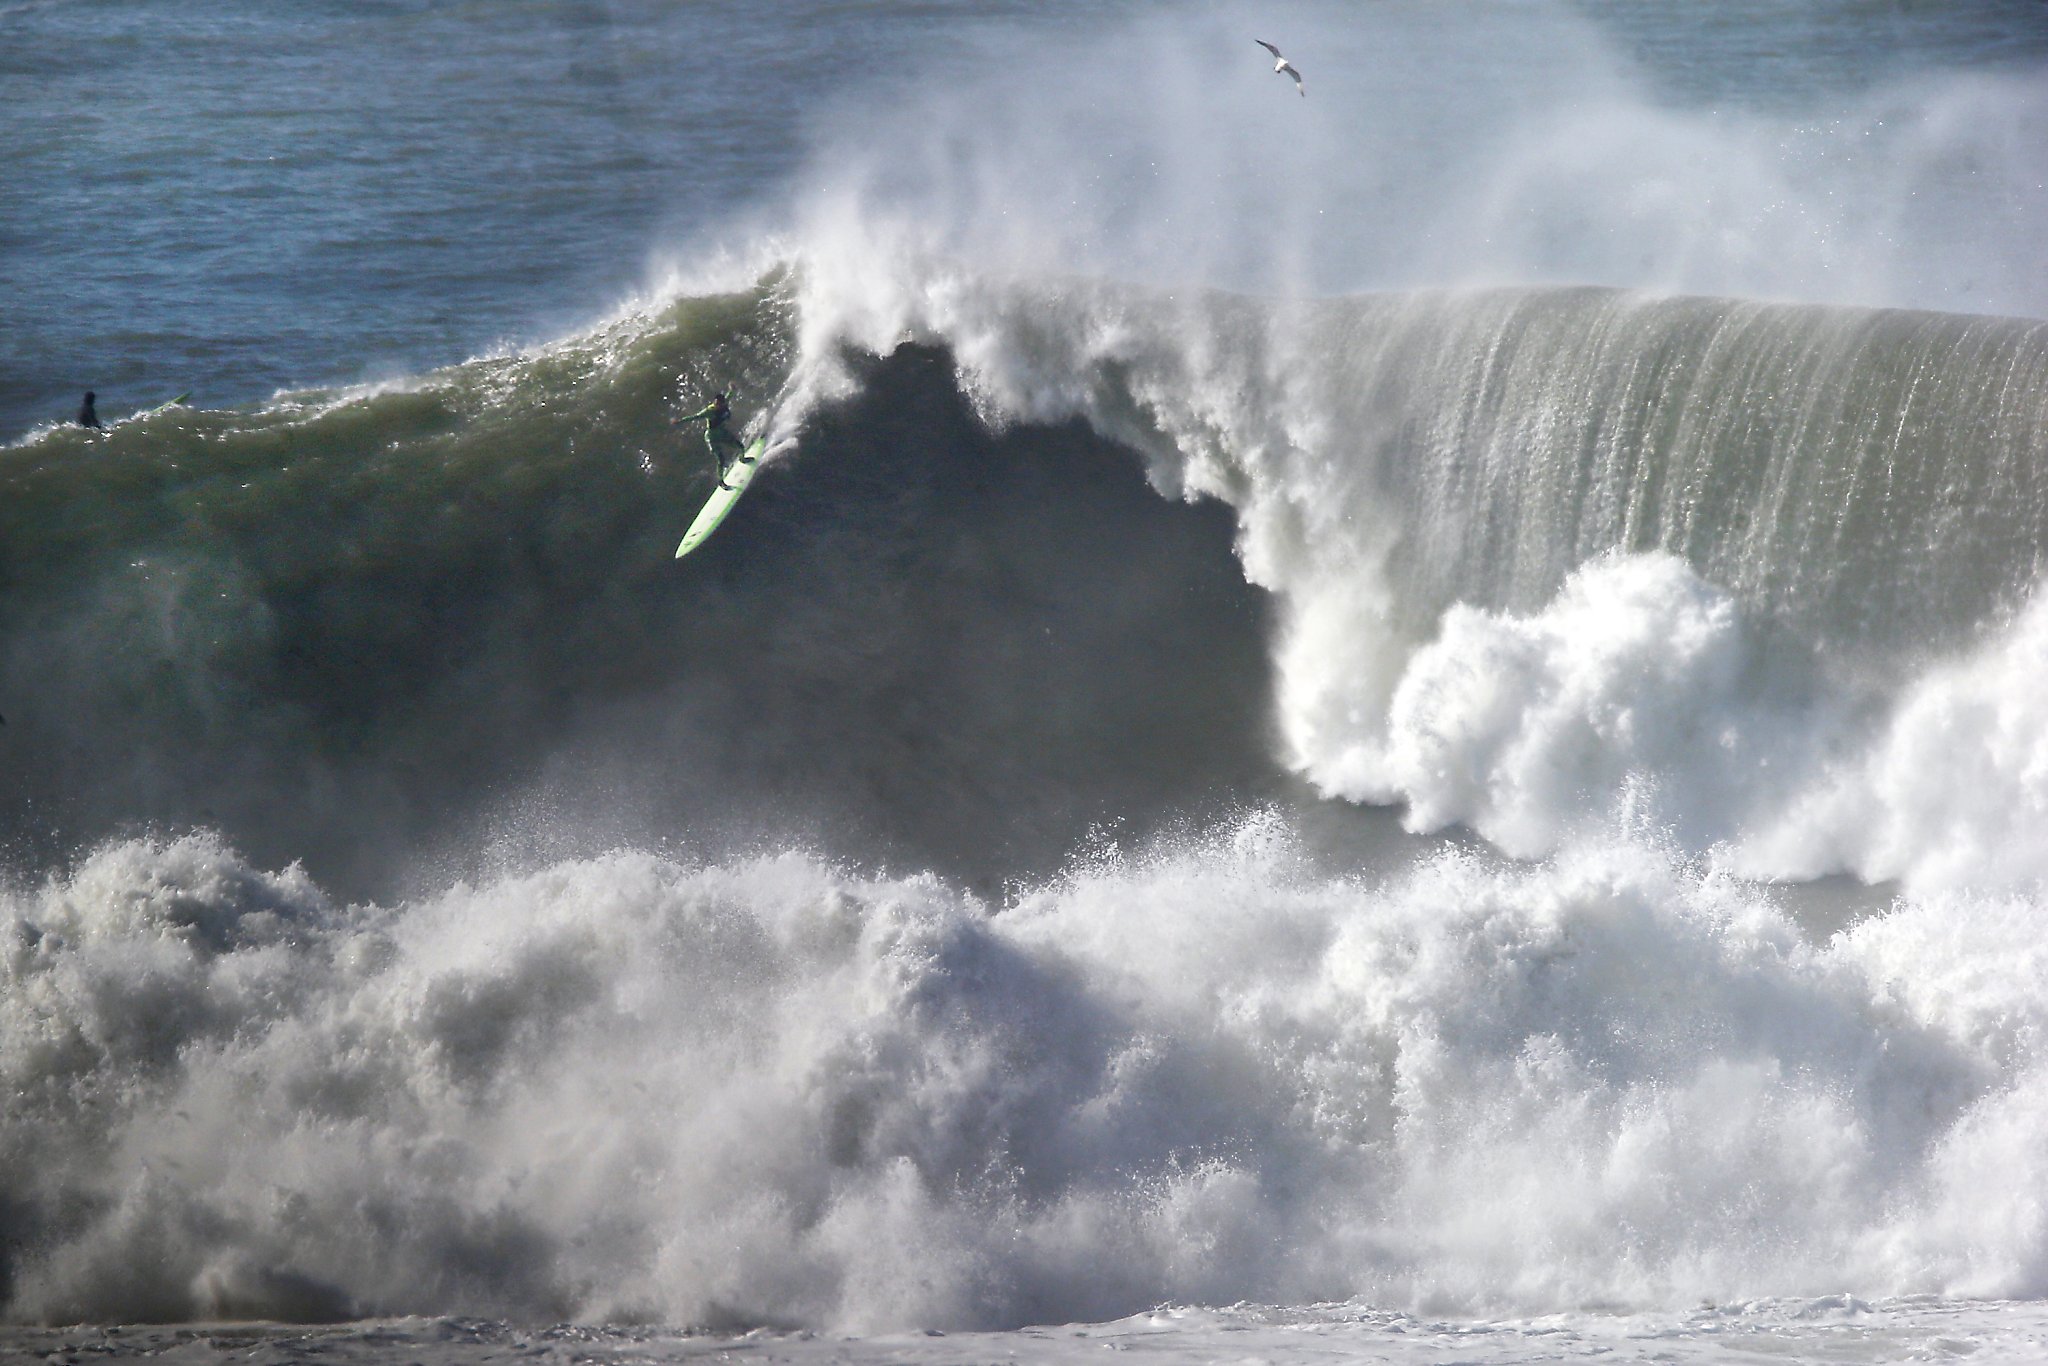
<box><xmin>783</xmin><ymin>2</ymin><xmax>2048</xmax><ymax>316</ymax></box>
<box><xmin>4</xmin><ymin>0</ymin><xmax>2048</xmax><ymax>1345</ymax></box>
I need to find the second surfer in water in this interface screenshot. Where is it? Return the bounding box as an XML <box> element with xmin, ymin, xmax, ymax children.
<box><xmin>679</xmin><ymin>390</ymin><xmax>748</xmax><ymax>488</ymax></box>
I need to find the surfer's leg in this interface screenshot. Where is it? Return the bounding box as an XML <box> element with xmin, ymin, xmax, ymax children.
<box><xmin>711</xmin><ymin>427</ymin><xmax>746</xmax><ymax>482</ymax></box>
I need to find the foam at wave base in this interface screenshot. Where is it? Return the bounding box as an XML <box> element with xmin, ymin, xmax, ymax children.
<box><xmin>6</xmin><ymin>823</ymin><xmax>2048</xmax><ymax>1327</ymax></box>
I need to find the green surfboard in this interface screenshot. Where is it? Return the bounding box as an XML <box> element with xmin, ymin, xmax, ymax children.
<box><xmin>675</xmin><ymin>437</ymin><xmax>768</xmax><ymax>559</ymax></box>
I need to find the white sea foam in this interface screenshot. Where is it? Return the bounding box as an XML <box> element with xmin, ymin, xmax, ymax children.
<box><xmin>1364</xmin><ymin>552</ymin><xmax>1771</xmax><ymax>854</ymax></box>
<box><xmin>7</xmin><ymin>824</ymin><xmax>2048</xmax><ymax>1327</ymax></box>
<box><xmin>15</xmin><ymin>1296</ymin><xmax>2048</xmax><ymax>1365</ymax></box>
<box><xmin>1740</xmin><ymin>595</ymin><xmax>2048</xmax><ymax>890</ymax></box>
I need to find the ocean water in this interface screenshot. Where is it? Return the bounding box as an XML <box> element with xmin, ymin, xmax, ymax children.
<box><xmin>4</xmin><ymin>1</ymin><xmax>2048</xmax><ymax>1361</ymax></box>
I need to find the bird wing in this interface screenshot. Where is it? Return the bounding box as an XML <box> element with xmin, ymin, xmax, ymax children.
<box><xmin>1282</xmin><ymin>61</ymin><xmax>1304</xmax><ymax>94</ymax></box>
<box><xmin>1255</xmin><ymin>39</ymin><xmax>1282</xmax><ymax>58</ymax></box>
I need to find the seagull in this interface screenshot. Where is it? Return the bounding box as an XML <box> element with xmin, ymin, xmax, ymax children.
<box><xmin>1255</xmin><ymin>39</ymin><xmax>1305</xmax><ymax>97</ymax></box>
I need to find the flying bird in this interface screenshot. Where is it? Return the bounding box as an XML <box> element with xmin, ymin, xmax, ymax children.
<box><xmin>1255</xmin><ymin>39</ymin><xmax>1304</xmax><ymax>96</ymax></box>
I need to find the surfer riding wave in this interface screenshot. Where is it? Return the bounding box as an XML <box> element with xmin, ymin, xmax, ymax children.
<box><xmin>679</xmin><ymin>390</ymin><xmax>749</xmax><ymax>489</ymax></box>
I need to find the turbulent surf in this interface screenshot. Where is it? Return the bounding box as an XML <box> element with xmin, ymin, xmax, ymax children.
<box><xmin>3</xmin><ymin>0</ymin><xmax>2048</xmax><ymax>1356</ymax></box>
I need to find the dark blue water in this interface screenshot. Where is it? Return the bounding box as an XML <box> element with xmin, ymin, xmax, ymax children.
<box><xmin>0</xmin><ymin>0</ymin><xmax>1057</xmax><ymax>434</ymax></box>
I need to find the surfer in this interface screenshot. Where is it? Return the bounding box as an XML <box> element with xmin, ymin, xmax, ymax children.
<box><xmin>679</xmin><ymin>391</ymin><xmax>748</xmax><ymax>489</ymax></box>
<box><xmin>77</xmin><ymin>391</ymin><xmax>101</xmax><ymax>429</ymax></box>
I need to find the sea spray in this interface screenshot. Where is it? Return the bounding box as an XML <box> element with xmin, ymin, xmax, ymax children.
<box><xmin>8</xmin><ymin>821</ymin><xmax>2048</xmax><ymax>1326</ymax></box>
<box><xmin>783</xmin><ymin>6</ymin><xmax>2048</xmax><ymax>319</ymax></box>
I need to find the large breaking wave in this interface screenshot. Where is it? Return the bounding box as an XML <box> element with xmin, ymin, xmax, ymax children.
<box><xmin>797</xmin><ymin>268</ymin><xmax>2048</xmax><ymax>888</ymax></box>
<box><xmin>8</xmin><ymin>0</ymin><xmax>2048</xmax><ymax>1335</ymax></box>
<box><xmin>4</xmin><ymin>264</ymin><xmax>2047</xmax><ymax>1328</ymax></box>
<box><xmin>9</xmin><ymin>271</ymin><xmax>2044</xmax><ymax>895</ymax></box>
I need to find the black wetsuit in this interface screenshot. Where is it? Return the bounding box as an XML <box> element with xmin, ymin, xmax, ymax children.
<box><xmin>77</xmin><ymin>393</ymin><xmax>101</xmax><ymax>429</ymax></box>
<box><xmin>684</xmin><ymin>395</ymin><xmax>745</xmax><ymax>482</ymax></box>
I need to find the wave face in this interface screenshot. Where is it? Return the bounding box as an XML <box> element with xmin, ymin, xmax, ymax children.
<box><xmin>0</xmin><ymin>281</ymin><xmax>1274</xmax><ymax>899</ymax></box>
